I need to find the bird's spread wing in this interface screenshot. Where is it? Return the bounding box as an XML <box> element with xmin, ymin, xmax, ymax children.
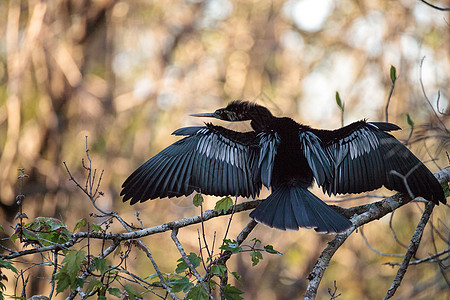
<box><xmin>302</xmin><ymin>121</ymin><xmax>445</xmax><ymax>204</ymax></box>
<box><xmin>121</xmin><ymin>124</ymin><xmax>279</xmax><ymax>204</ymax></box>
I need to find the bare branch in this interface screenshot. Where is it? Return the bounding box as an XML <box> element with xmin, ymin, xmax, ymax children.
<box><xmin>419</xmin><ymin>0</ymin><xmax>450</xmax><ymax>11</ymax></box>
<box><xmin>305</xmin><ymin>166</ymin><xmax>450</xmax><ymax>299</ymax></box>
<box><xmin>360</xmin><ymin>226</ymin><xmax>404</xmax><ymax>257</ymax></box>
<box><xmin>385</xmin><ymin>71</ymin><xmax>396</xmax><ymax>122</ymax></box>
<box><xmin>171</xmin><ymin>228</ymin><xmax>213</xmax><ymax>299</ymax></box>
<box><xmin>382</xmin><ymin>247</ymin><xmax>450</xmax><ymax>266</ymax></box>
<box><xmin>383</xmin><ymin>202</ymin><xmax>435</xmax><ymax>299</ymax></box>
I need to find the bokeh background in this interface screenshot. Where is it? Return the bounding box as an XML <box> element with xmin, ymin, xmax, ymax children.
<box><xmin>0</xmin><ymin>0</ymin><xmax>449</xmax><ymax>299</ymax></box>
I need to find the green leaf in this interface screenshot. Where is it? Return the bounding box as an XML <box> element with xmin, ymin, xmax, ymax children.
<box><xmin>219</xmin><ymin>239</ymin><xmax>242</xmax><ymax>254</ymax></box>
<box><xmin>211</xmin><ymin>264</ymin><xmax>227</xmax><ymax>276</ymax></box>
<box><xmin>124</xmin><ymin>284</ymin><xmax>141</xmax><ymax>300</ymax></box>
<box><xmin>9</xmin><ymin>233</ymin><xmax>18</xmax><ymax>244</ymax></box>
<box><xmin>91</xmin><ymin>224</ymin><xmax>102</xmax><ymax>232</ymax></box>
<box><xmin>97</xmin><ymin>296</ymin><xmax>107</xmax><ymax>300</ymax></box>
<box><xmin>224</xmin><ymin>284</ymin><xmax>244</xmax><ymax>300</ymax></box>
<box><xmin>250</xmin><ymin>251</ymin><xmax>263</xmax><ymax>266</ymax></box>
<box><xmin>22</xmin><ymin>217</ymin><xmax>72</xmax><ymax>246</ymax></box>
<box><xmin>63</xmin><ymin>250</ymin><xmax>86</xmax><ymax>278</ymax></box>
<box><xmin>390</xmin><ymin>65</ymin><xmax>397</xmax><ymax>83</ymax></box>
<box><xmin>93</xmin><ymin>257</ymin><xmax>108</xmax><ymax>275</ymax></box>
<box><xmin>108</xmin><ymin>287</ymin><xmax>122</xmax><ymax>297</ymax></box>
<box><xmin>74</xmin><ymin>277</ymin><xmax>84</xmax><ymax>290</ymax></box>
<box><xmin>335</xmin><ymin>92</ymin><xmax>344</xmax><ymax>111</ymax></box>
<box><xmin>0</xmin><ymin>224</ymin><xmax>3</xmax><ymax>231</ymax></box>
<box><xmin>54</xmin><ymin>271</ymin><xmax>71</xmax><ymax>294</ymax></box>
<box><xmin>193</xmin><ymin>194</ymin><xmax>203</xmax><ymax>207</ymax></box>
<box><xmin>208</xmin><ymin>279</ymin><xmax>217</xmax><ymax>290</ymax></box>
<box><xmin>231</xmin><ymin>272</ymin><xmax>241</xmax><ymax>283</ymax></box>
<box><xmin>169</xmin><ymin>277</ymin><xmax>194</xmax><ymax>293</ymax></box>
<box><xmin>264</xmin><ymin>245</ymin><xmax>282</xmax><ymax>255</ymax></box>
<box><xmin>175</xmin><ymin>252</ymin><xmax>202</xmax><ymax>273</ymax></box>
<box><xmin>442</xmin><ymin>182</ymin><xmax>450</xmax><ymax>198</ymax></box>
<box><xmin>0</xmin><ymin>259</ymin><xmax>18</xmax><ymax>274</ymax></box>
<box><xmin>186</xmin><ymin>284</ymin><xmax>209</xmax><ymax>300</ymax></box>
<box><xmin>249</xmin><ymin>238</ymin><xmax>261</xmax><ymax>244</ymax></box>
<box><xmin>214</xmin><ymin>197</ymin><xmax>233</xmax><ymax>213</ymax></box>
<box><xmin>74</xmin><ymin>218</ymin><xmax>87</xmax><ymax>231</ymax></box>
<box><xmin>406</xmin><ymin>113</ymin><xmax>414</xmax><ymax>127</ymax></box>
<box><xmin>85</xmin><ymin>278</ymin><xmax>102</xmax><ymax>295</ymax></box>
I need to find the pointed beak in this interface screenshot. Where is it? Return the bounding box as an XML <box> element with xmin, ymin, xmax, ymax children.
<box><xmin>190</xmin><ymin>112</ymin><xmax>218</xmax><ymax>118</ymax></box>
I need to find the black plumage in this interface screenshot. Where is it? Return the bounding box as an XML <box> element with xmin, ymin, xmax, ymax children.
<box><xmin>121</xmin><ymin>101</ymin><xmax>446</xmax><ymax>233</ymax></box>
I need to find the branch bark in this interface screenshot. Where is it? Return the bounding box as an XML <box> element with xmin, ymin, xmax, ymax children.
<box><xmin>305</xmin><ymin>166</ymin><xmax>449</xmax><ymax>300</ymax></box>
<box><xmin>383</xmin><ymin>202</ymin><xmax>435</xmax><ymax>299</ymax></box>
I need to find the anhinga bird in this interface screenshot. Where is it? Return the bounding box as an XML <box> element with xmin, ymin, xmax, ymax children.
<box><xmin>121</xmin><ymin>101</ymin><xmax>446</xmax><ymax>233</ymax></box>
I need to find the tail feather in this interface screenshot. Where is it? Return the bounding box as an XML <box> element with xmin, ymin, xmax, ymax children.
<box><xmin>250</xmin><ymin>187</ymin><xmax>352</xmax><ymax>233</ymax></box>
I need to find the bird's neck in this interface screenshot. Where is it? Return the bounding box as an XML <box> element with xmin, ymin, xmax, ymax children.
<box><xmin>250</xmin><ymin>115</ymin><xmax>291</xmax><ymax>132</ymax></box>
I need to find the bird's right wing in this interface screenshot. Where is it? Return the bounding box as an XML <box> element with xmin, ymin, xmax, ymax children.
<box><xmin>121</xmin><ymin>124</ymin><xmax>279</xmax><ymax>204</ymax></box>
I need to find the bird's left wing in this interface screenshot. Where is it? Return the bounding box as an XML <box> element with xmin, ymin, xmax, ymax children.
<box><xmin>303</xmin><ymin>120</ymin><xmax>445</xmax><ymax>204</ymax></box>
<box><xmin>121</xmin><ymin>124</ymin><xmax>269</xmax><ymax>204</ymax></box>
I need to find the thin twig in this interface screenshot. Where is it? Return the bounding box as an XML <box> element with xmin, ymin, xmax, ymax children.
<box><xmin>360</xmin><ymin>226</ymin><xmax>404</xmax><ymax>257</ymax></box>
<box><xmin>171</xmin><ymin>229</ymin><xmax>214</xmax><ymax>300</ymax></box>
<box><xmin>220</xmin><ymin>196</ymin><xmax>239</xmax><ymax>256</ymax></box>
<box><xmin>419</xmin><ymin>0</ymin><xmax>450</xmax><ymax>11</ymax></box>
<box><xmin>388</xmin><ymin>212</ymin><xmax>409</xmax><ymax>249</ymax></box>
<box><xmin>383</xmin><ymin>202</ymin><xmax>435</xmax><ymax>299</ymax></box>
<box><xmin>385</xmin><ymin>77</ymin><xmax>396</xmax><ymax>123</ymax></box>
<box><xmin>48</xmin><ymin>249</ymin><xmax>58</xmax><ymax>299</ymax></box>
<box><xmin>419</xmin><ymin>57</ymin><xmax>449</xmax><ymax>134</ymax></box>
<box><xmin>200</xmin><ymin>198</ymin><xmax>212</xmax><ymax>260</ymax></box>
<box><xmin>382</xmin><ymin>247</ymin><xmax>450</xmax><ymax>266</ymax></box>
<box><xmin>136</xmin><ymin>241</ymin><xmax>179</xmax><ymax>300</ymax></box>
<box><xmin>436</xmin><ymin>91</ymin><xmax>449</xmax><ymax>116</ymax></box>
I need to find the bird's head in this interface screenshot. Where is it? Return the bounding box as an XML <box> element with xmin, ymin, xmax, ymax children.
<box><xmin>191</xmin><ymin>101</ymin><xmax>273</xmax><ymax>123</ymax></box>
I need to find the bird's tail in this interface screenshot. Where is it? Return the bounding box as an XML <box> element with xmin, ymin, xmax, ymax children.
<box><xmin>249</xmin><ymin>187</ymin><xmax>352</xmax><ymax>233</ymax></box>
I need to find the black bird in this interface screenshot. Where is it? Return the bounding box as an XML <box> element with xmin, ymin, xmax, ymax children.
<box><xmin>121</xmin><ymin>101</ymin><xmax>446</xmax><ymax>233</ymax></box>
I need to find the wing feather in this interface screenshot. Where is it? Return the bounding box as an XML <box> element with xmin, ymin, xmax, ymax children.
<box><xmin>121</xmin><ymin>124</ymin><xmax>267</xmax><ymax>203</ymax></box>
<box><xmin>304</xmin><ymin>121</ymin><xmax>445</xmax><ymax>204</ymax></box>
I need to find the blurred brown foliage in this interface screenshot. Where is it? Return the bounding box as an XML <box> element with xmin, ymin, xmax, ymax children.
<box><xmin>0</xmin><ymin>0</ymin><xmax>448</xmax><ymax>299</ymax></box>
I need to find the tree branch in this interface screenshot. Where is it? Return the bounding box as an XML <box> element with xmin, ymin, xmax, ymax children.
<box><xmin>383</xmin><ymin>201</ymin><xmax>435</xmax><ymax>299</ymax></box>
<box><xmin>305</xmin><ymin>166</ymin><xmax>449</xmax><ymax>299</ymax></box>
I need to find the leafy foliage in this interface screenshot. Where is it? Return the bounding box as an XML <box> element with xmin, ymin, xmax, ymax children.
<box><xmin>193</xmin><ymin>194</ymin><xmax>204</xmax><ymax>207</ymax></box>
<box><xmin>220</xmin><ymin>239</ymin><xmax>243</xmax><ymax>254</ymax></box>
<box><xmin>175</xmin><ymin>252</ymin><xmax>202</xmax><ymax>273</ymax></box>
<box><xmin>406</xmin><ymin>113</ymin><xmax>415</xmax><ymax>127</ymax></box>
<box><xmin>224</xmin><ymin>284</ymin><xmax>244</xmax><ymax>300</ymax></box>
<box><xmin>250</xmin><ymin>251</ymin><xmax>263</xmax><ymax>266</ymax></box>
<box><xmin>54</xmin><ymin>250</ymin><xmax>86</xmax><ymax>294</ymax></box>
<box><xmin>12</xmin><ymin>217</ymin><xmax>73</xmax><ymax>247</ymax></box>
<box><xmin>214</xmin><ymin>197</ymin><xmax>233</xmax><ymax>213</ymax></box>
<box><xmin>0</xmin><ymin>260</ymin><xmax>18</xmax><ymax>300</ymax></box>
<box><xmin>186</xmin><ymin>284</ymin><xmax>209</xmax><ymax>300</ymax></box>
<box><xmin>73</xmin><ymin>218</ymin><xmax>87</xmax><ymax>231</ymax></box>
<box><xmin>335</xmin><ymin>91</ymin><xmax>344</xmax><ymax>111</ymax></box>
<box><xmin>390</xmin><ymin>65</ymin><xmax>397</xmax><ymax>83</ymax></box>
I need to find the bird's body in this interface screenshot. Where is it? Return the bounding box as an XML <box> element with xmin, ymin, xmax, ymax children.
<box><xmin>121</xmin><ymin>101</ymin><xmax>446</xmax><ymax>233</ymax></box>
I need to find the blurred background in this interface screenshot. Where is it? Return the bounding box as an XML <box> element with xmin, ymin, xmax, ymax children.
<box><xmin>0</xmin><ymin>0</ymin><xmax>449</xmax><ymax>299</ymax></box>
